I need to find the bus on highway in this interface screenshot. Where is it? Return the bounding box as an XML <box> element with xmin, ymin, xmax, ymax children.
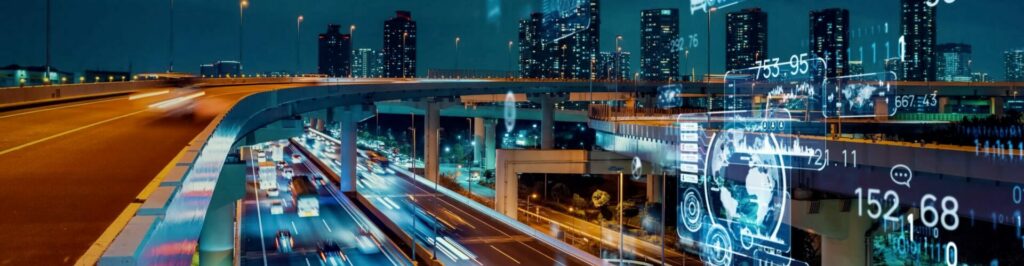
<box><xmin>291</xmin><ymin>176</ymin><xmax>320</xmax><ymax>217</ymax></box>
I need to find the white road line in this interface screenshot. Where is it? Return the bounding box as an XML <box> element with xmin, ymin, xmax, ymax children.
<box><xmin>322</xmin><ymin>218</ymin><xmax>333</xmax><ymax>232</ymax></box>
<box><xmin>305</xmin><ymin>257</ymin><xmax>312</xmax><ymax>266</ymax></box>
<box><xmin>0</xmin><ymin>109</ymin><xmax>146</xmax><ymax>157</ymax></box>
<box><xmin>291</xmin><ymin>221</ymin><xmax>299</xmax><ymax>236</ymax></box>
<box><xmin>490</xmin><ymin>245</ymin><xmax>521</xmax><ymax>264</ymax></box>
<box><xmin>0</xmin><ymin>97</ymin><xmax>126</xmax><ymax>119</ymax></box>
<box><xmin>248</xmin><ymin>151</ymin><xmax>269</xmax><ymax>266</ymax></box>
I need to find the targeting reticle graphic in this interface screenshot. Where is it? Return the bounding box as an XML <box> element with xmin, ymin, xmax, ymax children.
<box><xmin>676</xmin><ymin>56</ymin><xmax>834</xmax><ymax>266</ymax></box>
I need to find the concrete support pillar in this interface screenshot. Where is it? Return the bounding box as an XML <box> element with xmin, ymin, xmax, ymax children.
<box><xmin>541</xmin><ymin>95</ymin><xmax>555</xmax><ymax>150</ymax></box>
<box><xmin>425</xmin><ymin>101</ymin><xmax>441</xmax><ymax>183</ymax></box>
<box><xmin>199</xmin><ymin>163</ymin><xmax>246</xmax><ymax>266</ymax></box>
<box><xmin>874</xmin><ymin>97</ymin><xmax>889</xmax><ymax>121</ymax></box>
<box><xmin>334</xmin><ymin>105</ymin><xmax>376</xmax><ymax>192</ymax></box>
<box><xmin>473</xmin><ymin>117</ymin><xmax>484</xmax><ymax>168</ymax></box>
<box><xmin>483</xmin><ymin>119</ymin><xmax>497</xmax><ymax>170</ymax></box>
<box><xmin>991</xmin><ymin>97</ymin><xmax>1005</xmax><ymax>116</ymax></box>
<box><xmin>646</xmin><ymin>173</ymin><xmax>662</xmax><ymax>203</ymax></box>
<box><xmin>938</xmin><ymin>96</ymin><xmax>949</xmax><ymax>113</ymax></box>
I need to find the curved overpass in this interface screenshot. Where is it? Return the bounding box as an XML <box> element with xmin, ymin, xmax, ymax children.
<box><xmin>0</xmin><ymin>78</ymin><xmax>656</xmax><ymax>265</ymax></box>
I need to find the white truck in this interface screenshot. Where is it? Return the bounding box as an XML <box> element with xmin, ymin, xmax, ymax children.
<box><xmin>258</xmin><ymin>161</ymin><xmax>278</xmax><ymax>192</ymax></box>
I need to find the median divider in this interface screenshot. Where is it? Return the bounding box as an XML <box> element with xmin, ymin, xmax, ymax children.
<box><xmin>391</xmin><ymin>165</ymin><xmax>608</xmax><ymax>265</ymax></box>
<box><xmin>290</xmin><ymin>137</ymin><xmax>439</xmax><ymax>266</ymax></box>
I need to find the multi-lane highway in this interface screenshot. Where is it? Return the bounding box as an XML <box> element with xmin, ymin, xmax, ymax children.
<box><xmin>0</xmin><ymin>83</ymin><xmax>310</xmax><ymax>265</ymax></box>
<box><xmin>296</xmin><ymin>131</ymin><xmax>592</xmax><ymax>266</ymax></box>
<box><xmin>238</xmin><ymin>141</ymin><xmax>408</xmax><ymax>266</ymax></box>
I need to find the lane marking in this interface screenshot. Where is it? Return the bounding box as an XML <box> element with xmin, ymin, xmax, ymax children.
<box><xmin>248</xmin><ymin>150</ymin><xmax>270</xmax><ymax>266</ymax></box>
<box><xmin>0</xmin><ymin>97</ymin><xmax>126</xmax><ymax>119</ymax></box>
<box><xmin>490</xmin><ymin>245</ymin><xmax>521</xmax><ymax>264</ymax></box>
<box><xmin>0</xmin><ymin>109</ymin><xmax>147</xmax><ymax>157</ymax></box>
<box><xmin>322</xmin><ymin>219</ymin><xmax>333</xmax><ymax>232</ymax></box>
<box><xmin>291</xmin><ymin>221</ymin><xmax>300</xmax><ymax>236</ymax></box>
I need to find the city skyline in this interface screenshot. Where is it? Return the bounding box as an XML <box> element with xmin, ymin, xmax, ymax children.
<box><xmin>2</xmin><ymin>0</ymin><xmax>1023</xmax><ymax>80</ymax></box>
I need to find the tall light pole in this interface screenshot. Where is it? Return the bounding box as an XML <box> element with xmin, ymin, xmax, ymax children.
<box><xmin>618</xmin><ymin>170</ymin><xmax>624</xmax><ymax>265</ymax></box>
<box><xmin>349</xmin><ymin>25</ymin><xmax>356</xmax><ymax>78</ymax></box>
<box><xmin>296</xmin><ymin>15</ymin><xmax>303</xmax><ymax>75</ymax></box>
<box><xmin>706</xmin><ymin>7</ymin><xmax>716</xmax><ymax>82</ymax></box>
<box><xmin>507</xmin><ymin>39</ymin><xmax>516</xmax><ymax>78</ymax></box>
<box><xmin>615</xmin><ymin>35</ymin><xmax>623</xmax><ymax>81</ymax></box>
<box><xmin>706</xmin><ymin>7</ymin><xmax>717</xmax><ymax>113</ymax></box>
<box><xmin>169</xmin><ymin>0</ymin><xmax>175</xmax><ymax>73</ymax></box>
<box><xmin>454</xmin><ymin>36</ymin><xmax>461</xmax><ymax>79</ymax></box>
<box><xmin>239</xmin><ymin>0</ymin><xmax>248</xmax><ymax>72</ymax></box>
<box><xmin>45</xmin><ymin>0</ymin><xmax>51</xmax><ymax>82</ymax></box>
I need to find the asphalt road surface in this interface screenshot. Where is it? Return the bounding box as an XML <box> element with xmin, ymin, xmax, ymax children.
<box><xmin>0</xmin><ymin>84</ymin><xmax>308</xmax><ymax>265</ymax></box>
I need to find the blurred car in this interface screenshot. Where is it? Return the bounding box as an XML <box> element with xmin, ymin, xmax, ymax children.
<box><xmin>275</xmin><ymin>230</ymin><xmax>294</xmax><ymax>253</ymax></box>
<box><xmin>276</xmin><ymin>161</ymin><xmax>287</xmax><ymax>169</ymax></box>
<box><xmin>282</xmin><ymin>167</ymin><xmax>294</xmax><ymax>179</ymax></box>
<box><xmin>267</xmin><ymin>187</ymin><xmax>280</xmax><ymax>197</ymax></box>
<box><xmin>270</xmin><ymin>200</ymin><xmax>284</xmax><ymax>215</ymax></box>
<box><xmin>291</xmin><ymin>154</ymin><xmax>302</xmax><ymax>164</ymax></box>
<box><xmin>317</xmin><ymin>242</ymin><xmax>347</xmax><ymax>265</ymax></box>
<box><xmin>355</xmin><ymin>229</ymin><xmax>380</xmax><ymax>254</ymax></box>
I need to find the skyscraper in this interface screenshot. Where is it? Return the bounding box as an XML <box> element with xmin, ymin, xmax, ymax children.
<box><xmin>383</xmin><ymin>11</ymin><xmax>417</xmax><ymax>78</ymax></box>
<box><xmin>640</xmin><ymin>8</ymin><xmax>679</xmax><ymax>81</ymax></box>
<box><xmin>352</xmin><ymin>48</ymin><xmax>382</xmax><ymax>78</ymax></box>
<box><xmin>519</xmin><ymin>13</ymin><xmax>556</xmax><ymax>79</ymax></box>
<box><xmin>726</xmin><ymin>8</ymin><xmax>768</xmax><ymax>72</ymax></box>
<box><xmin>900</xmin><ymin>0</ymin><xmax>937</xmax><ymax>81</ymax></box>
<box><xmin>597</xmin><ymin>51</ymin><xmax>631</xmax><ymax>80</ymax></box>
<box><xmin>1005</xmin><ymin>49</ymin><xmax>1024</xmax><ymax>82</ymax></box>
<box><xmin>317</xmin><ymin>25</ymin><xmax>351</xmax><ymax>77</ymax></box>
<box><xmin>553</xmin><ymin>0</ymin><xmax>599</xmax><ymax>80</ymax></box>
<box><xmin>809</xmin><ymin>8</ymin><xmax>849</xmax><ymax>78</ymax></box>
<box><xmin>936</xmin><ymin>43</ymin><xmax>971</xmax><ymax>82</ymax></box>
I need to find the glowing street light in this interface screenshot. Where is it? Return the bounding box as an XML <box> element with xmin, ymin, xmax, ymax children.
<box><xmin>455</xmin><ymin>36</ymin><xmax>461</xmax><ymax>79</ymax></box>
<box><xmin>239</xmin><ymin>0</ymin><xmax>249</xmax><ymax>71</ymax></box>
<box><xmin>349</xmin><ymin>24</ymin><xmax>356</xmax><ymax>78</ymax></box>
<box><xmin>296</xmin><ymin>15</ymin><xmax>303</xmax><ymax>75</ymax></box>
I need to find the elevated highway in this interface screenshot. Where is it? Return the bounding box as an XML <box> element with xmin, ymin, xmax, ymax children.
<box><xmin>0</xmin><ymin>78</ymin><xmax>659</xmax><ymax>265</ymax></box>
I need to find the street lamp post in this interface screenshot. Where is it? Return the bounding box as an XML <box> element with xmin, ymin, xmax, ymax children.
<box><xmin>615</xmin><ymin>35</ymin><xmax>623</xmax><ymax>81</ymax></box>
<box><xmin>618</xmin><ymin>170</ymin><xmax>624</xmax><ymax>265</ymax></box>
<box><xmin>706</xmin><ymin>7</ymin><xmax>716</xmax><ymax>110</ymax></box>
<box><xmin>239</xmin><ymin>0</ymin><xmax>248</xmax><ymax>72</ymax></box>
<box><xmin>508</xmin><ymin>40</ymin><xmax>514</xmax><ymax>79</ymax></box>
<box><xmin>526</xmin><ymin>193</ymin><xmax>538</xmax><ymax>222</ymax></box>
<box><xmin>454</xmin><ymin>36</ymin><xmax>461</xmax><ymax>79</ymax></box>
<box><xmin>296</xmin><ymin>15</ymin><xmax>303</xmax><ymax>75</ymax></box>
<box><xmin>350</xmin><ymin>25</ymin><xmax>356</xmax><ymax>78</ymax></box>
<box><xmin>45</xmin><ymin>0</ymin><xmax>51</xmax><ymax>82</ymax></box>
<box><xmin>169</xmin><ymin>0</ymin><xmax>175</xmax><ymax>72</ymax></box>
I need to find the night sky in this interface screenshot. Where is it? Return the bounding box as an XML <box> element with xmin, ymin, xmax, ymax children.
<box><xmin>1</xmin><ymin>0</ymin><xmax>1021</xmax><ymax>80</ymax></box>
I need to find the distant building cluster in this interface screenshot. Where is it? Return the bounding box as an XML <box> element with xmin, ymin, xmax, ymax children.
<box><xmin>517</xmin><ymin>0</ymin><xmax>602</xmax><ymax>80</ymax></box>
<box><xmin>200</xmin><ymin>61</ymin><xmax>241</xmax><ymax>78</ymax></box>
<box><xmin>0</xmin><ymin>65</ymin><xmax>131</xmax><ymax>87</ymax></box>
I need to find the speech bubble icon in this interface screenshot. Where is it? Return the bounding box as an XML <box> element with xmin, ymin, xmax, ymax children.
<box><xmin>890</xmin><ymin>164</ymin><xmax>913</xmax><ymax>188</ymax></box>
